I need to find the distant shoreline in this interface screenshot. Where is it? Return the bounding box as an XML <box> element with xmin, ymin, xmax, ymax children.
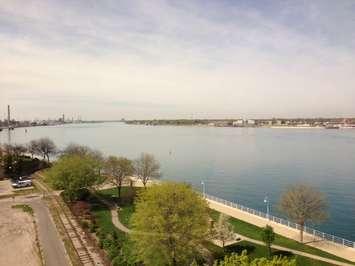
<box><xmin>124</xmin><ymin>122</ymin><xmax>355</xmax><ymax>130</ymax></box>
<box><xmin>124</xmin><ymin>118</ymin><xmax>355</xmax><ymax>129</ymax></box>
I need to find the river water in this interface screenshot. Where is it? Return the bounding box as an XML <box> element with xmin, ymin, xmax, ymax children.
<box><xmin>1</xmin><ymin>122</ymin><xmax>354</xmax><ymax>241</ymax></box>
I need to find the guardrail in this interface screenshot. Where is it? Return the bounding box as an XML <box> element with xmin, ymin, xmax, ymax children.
<box><xmin>204</xmin><ymin>193</ymin><xmax>355</xmax><ymax>249</ymax></box>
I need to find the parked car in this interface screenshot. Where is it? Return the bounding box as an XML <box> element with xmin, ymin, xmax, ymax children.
<box><xmin>11</xmin><ymin>179</ymin><xmax>32</xmax><ymax>188</ymax></box>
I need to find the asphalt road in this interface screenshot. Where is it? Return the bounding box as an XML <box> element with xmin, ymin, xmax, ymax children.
<box><xmin>30</xmin><ymin>198</ymin><xmax>70</xmax><ymax>266</ymax></box>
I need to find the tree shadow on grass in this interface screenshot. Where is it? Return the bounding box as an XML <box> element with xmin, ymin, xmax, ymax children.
<box><xmin>272</xmin><ymin>250</ymin><xmax>294</xmax><ymax>258</ymax></box>
<box><xmin>225</xmin><ymin>243</ymin><xmax>256</xmax><ymax>254</ymax></box>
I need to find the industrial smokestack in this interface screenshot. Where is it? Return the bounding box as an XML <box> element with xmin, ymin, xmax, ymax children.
<box><xmin>7</xmin><ymin>105</ymin><xmax>10</xmax><ymax>129</ymax></box>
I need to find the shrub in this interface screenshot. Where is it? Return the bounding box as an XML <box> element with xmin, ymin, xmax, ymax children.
<box><xmin>80</xmin><ymin>220</ymin><xmax>89</xmax><ymax>229</ymax></box>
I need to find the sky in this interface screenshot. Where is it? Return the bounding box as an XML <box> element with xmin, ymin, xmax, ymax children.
<box><xmin>0</xmin><ymin>0</ymin><xmax>355</xmax><ymax>120</ymax></box>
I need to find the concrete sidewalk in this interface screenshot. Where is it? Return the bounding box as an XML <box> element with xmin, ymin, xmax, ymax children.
<box><xmin>207</xmin><ymin>199</ymin><xmax>355</xmax><ymax>262</ymax></box>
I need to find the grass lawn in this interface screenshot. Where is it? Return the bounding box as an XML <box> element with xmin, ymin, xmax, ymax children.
<box><xmin>98</xmin><ymin>187</ymin><xmax>353</xmax><ymax>265</ymax></box>
<box><xmin>87</xmin><ymin>193</ymin><xmax>127</xmax><ymax>240</ymax></box>
<box><xmin>210</xmin><ymin>210</ymin><xmax>353</xmax><ymax>264</ymax></box>
<box><xmin>206</xmin><ymin>240</ymin><xmax>335</xmax><ymax>266</ymax></box>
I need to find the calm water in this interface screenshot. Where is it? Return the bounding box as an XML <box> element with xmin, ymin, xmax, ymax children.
<box><xmin>1</xmin><ymin>122</ymin><xmax>355</xmax><ymax>240</ymax></box>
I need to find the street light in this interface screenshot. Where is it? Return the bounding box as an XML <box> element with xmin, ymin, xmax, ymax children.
<box><xmin>264</xmin><ymin>195</ymin><xmax>270</xmax><ymax>221</ymax></box>
<box><xmin>201</xmin><ymin>181</ymin><xmax>206</xmax><ymax>198</ymax></box>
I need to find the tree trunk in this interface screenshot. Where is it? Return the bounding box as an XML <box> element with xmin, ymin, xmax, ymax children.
<box><xmin>118</xmin><ymin>182</ymin><xmax>122</xmax><ymax>199</ymax></box>
<box><xmin>267</xmin><ymin>243</ymin><xmax>272</xmax><ymax>258</ymax></box>
<box><xmin>299</xmin><ymin>221</ymin><xmax>305</xmax><ymax>243</ymax></box>
<box><xmin>172</xmin><ymin>250</ymin><xmax>177</xmax><ymax>266</ymax></box>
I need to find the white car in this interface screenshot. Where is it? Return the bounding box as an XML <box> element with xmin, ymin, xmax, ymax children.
<box><xmin>12</xmin><ymin>179</ymin><xmax>32</xmax><ymax>188</ymax></box>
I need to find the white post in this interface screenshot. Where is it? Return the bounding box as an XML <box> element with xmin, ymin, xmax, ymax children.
<box><xmin>201</xmin><ymin>181</ymin><xmax>205</xmax><ymax>198</ymax></box>
<box><xmin>264</xmin><ymin>196</ymin><xmax>270</xmax><ymax>220</ymax></box>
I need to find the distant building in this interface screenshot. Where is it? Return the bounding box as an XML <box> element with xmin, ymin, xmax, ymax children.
<box><xmin>247</xmin><ymin>119</ymin><xmax>255</xmax><ymax>125</ymax></box>
<box><xmin>232</xmin><ymin>120</ymin><xmax>244</xmax><ymax>127</ymax></box>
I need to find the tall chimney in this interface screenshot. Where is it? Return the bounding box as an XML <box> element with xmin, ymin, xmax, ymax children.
<box><xmin>7</xmin><ymin>105</ymin><xmax>10</xmax><ymax>129</ymax></box>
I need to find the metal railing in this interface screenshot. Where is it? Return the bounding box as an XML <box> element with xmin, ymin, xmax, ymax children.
<box><xmin>204</xmin><ymin>193</ymin><xmax>355</xmax><ymax>249</ymax></box>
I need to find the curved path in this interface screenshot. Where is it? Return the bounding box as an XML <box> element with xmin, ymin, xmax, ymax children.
<box><xmin>107</xmin><ymin>202</ymin><xmax>353</xmax><ymax>266</ymax></box>
<box><xmin>110</xmin><ymin>207</ymin><xmax>131</xmax><ymax>233</ymax></box>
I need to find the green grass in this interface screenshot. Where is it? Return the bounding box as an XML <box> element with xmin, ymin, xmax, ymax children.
<box><xmin>208</xmin><ymin>240</ymin><xmax>335</xmax><ymax>266</ymax></box>
<box><xmin>119</xmin><ymin>205</ymin><xmax>134</xmax><ymax>227</ymax></box>
<box><xmin>87</xmin><ymin>192</ymin><xmax>140</xmax><ymax>264</ymax></box>
<box><xmin>210</xmin><ymin>210</ymin><xmax>353</xmax><ymax>264</ymax></box>
<box><xmin>87</xmin><ymin>194</ymin><xmax>126</xmax><ymax>240</ymax></box>
<box><xmin>97</xmin><ymin>187</ymin><xmax>141</xmax><ymax>228</ymax></box>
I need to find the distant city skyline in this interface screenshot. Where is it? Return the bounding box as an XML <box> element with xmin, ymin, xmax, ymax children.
<box><xmin>1</xmin><ymin>0</ymin><xmax>355</xmax><ymax>120</ymax></box>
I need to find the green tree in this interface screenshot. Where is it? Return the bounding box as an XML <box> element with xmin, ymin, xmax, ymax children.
<box><xmin>214</xmin><ymin>250</ymin><xmax>296</xmax><ymax>266</ymax></box>
<box><xmin>47</xmin><ymin>154</ymin><xmax>102</xmax><ymax>201</ymax></box>
<box><xmin>213</xmin><ymin>214</ymin><xmax>235</xmax><ymax>249</ymax></box>
<box><xmin>279</xmin><ymin>184</ymin><xmax>328</xmax><ymax>242</ymax></box>
<box><xmin>130</xmin><ymin>182</ymin><xmax>209</xmax><ymax>266</ymax></box>
<box><xmin>62</xmin><ymin>143</ymin><xmax>104</xmax><ymax>175</ymax></box>
<box><xmin>134</xmin><ymin>153</ymin><xmax>161</xmax><ymax>188</ymax></box>
<box><xmin>261</xmin><ymin>225</ymin><xmax>275</xmax><ymax>258</ymax></box>
<box><xmin>105</xmin><ymin>156</ymin><xmax>134</xmax><ymax>199</ymax></box>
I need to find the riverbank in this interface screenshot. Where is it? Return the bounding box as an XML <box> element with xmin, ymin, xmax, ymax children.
<box><xmin>207</xmin><ymin>197</ymin><xmax>355</xmax><ymax>262</ymax></box>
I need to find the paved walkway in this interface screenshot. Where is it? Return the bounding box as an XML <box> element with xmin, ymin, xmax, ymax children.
<box><xmin>241</xmin><ymin>234</ymin><xmax>354</xmax><ymax>266</ymax></box>
<box><xmin>110</xmin><ymin>207</ymin><xmax>131</xmax><ymax>233</ymax></box>
<box><xmin>207</xmin><ymin>199</ymin><xmax>355</xmax><ymax>263</ymax></box>
<box><xmin>30</xmin><ymin>198</ymin><xmax>70</xmax><ymax>266</ymax></box>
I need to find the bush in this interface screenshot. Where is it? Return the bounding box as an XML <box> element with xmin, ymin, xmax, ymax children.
<box><xmin>107</xmin><ymin>244</ymin><xmax>120</xmax><ymax>260</ymax></box>
<box><xmin>80</xmin><ymin>220</ymin><xmax>89</xmax><ymax>229</ymax></box>
<box><xmin>71</xmin><ymin>201</ymin><xmax>91</xmax><ymax>217</ymax></box>
<box><xmin>89</xmin><ymin>223</ymin><xmax>97</xmax><ymax>233</ymax></box>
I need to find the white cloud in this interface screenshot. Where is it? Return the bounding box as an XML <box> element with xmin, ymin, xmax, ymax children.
<box><xmin>0</xmin><ymin>0</ymin><xmax>354</xmax><ymax>120</ymax></box>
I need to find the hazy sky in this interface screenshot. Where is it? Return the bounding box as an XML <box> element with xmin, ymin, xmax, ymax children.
<box><xmin>1</xmin><ymin>0</ymin><xmax>355</xmax><ymax>120</ymax></box>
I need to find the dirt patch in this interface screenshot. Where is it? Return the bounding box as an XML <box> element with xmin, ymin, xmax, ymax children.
<box><xmin>0</xmin><ymin>180</ymin><xmax>13</xmax><ymax>196</ymax></box>
<box><xmin>0</xmin><ymin>201</ymin><xmax>41</xmax><ymax>266</ymax></box>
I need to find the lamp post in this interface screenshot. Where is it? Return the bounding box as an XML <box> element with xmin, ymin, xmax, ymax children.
<box><xmin>264</xmin><ymin>196</ymin><xmax>270</xmax><ymax>221</ymax></box>
<box><xmin>201</xmin><ymin>181</ymin><xmax>206</xmax><ymax>198</ymax></box>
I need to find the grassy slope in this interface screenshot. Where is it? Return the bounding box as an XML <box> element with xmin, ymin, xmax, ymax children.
<box><xmin>99</xmin><ymin>187</ymin><xmax>351</xmax><ymax>266</ymax></box>
<box><xmin>97</xmin><ymin>187</ymin><xmax>140</xmax><ymax>228</ymax></box>
<box><xmin>210</xmin><ymin>210</ymin><xmax>352</xmax><ymax>264</ymax></box>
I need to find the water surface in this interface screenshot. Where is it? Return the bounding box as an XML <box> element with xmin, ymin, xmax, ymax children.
<box><xmin>1</xmin><ymin>122</ymin><xmax>354</xmax><ymax>241</ymax></box>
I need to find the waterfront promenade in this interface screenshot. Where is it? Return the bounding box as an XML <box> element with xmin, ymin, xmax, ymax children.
<box><xmin>207</xmin><ymin>197</ymin><xmax>355</xmax><ymax>262</ymax></box>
